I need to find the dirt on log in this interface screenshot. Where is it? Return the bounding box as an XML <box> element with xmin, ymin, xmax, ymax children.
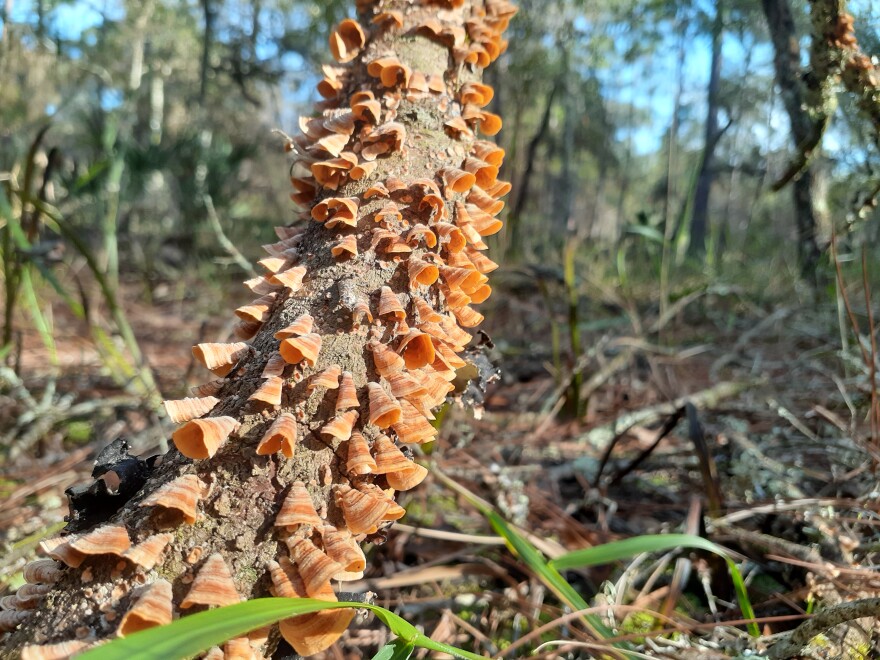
<box><xmin>0</xmin><ymin>0</ymin><xmax>515</xmax><ymax>657</ymax></box>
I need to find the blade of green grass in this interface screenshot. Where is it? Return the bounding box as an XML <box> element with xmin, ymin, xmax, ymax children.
<box><xmin>550</xmin><ymin>533</ymin><xmax>759</xmax><ymax>637</ymax></box>
<box><xmin>78</xmin><ymin>598</ymin><xmax>485</xmax><ymax>660</ymax></box>
<box><xmin>372</xmin><ymin>639</ymin><xmax>415</xmax><ymax>660</ymax></box>
<box><xmin>431</xmin><ymin>468</ymin><xmax>618</xmax><ymax>644</ymax></box>
<box><xmin>19</xmin><ymin>266</ymin><xmax>57</xmax><ymax>365</ymax></box>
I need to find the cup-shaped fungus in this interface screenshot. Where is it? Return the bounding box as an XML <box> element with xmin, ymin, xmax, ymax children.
<box><xmin>162</xmin><ymin>396</ymin><xmax>220</xmax><ymax>424</ymax></box>
<box><xmin>275</xmin><ymin>482</ymin><xmax>323</xmax><ymax>531</ymax></box>
<box><xmin>256</xmin><ymin>413</ymin><xmax>297</xmax><ymax>458</ymax></box>
<box><xmin>329</xmin><ymin>19</ymin><xmax>365</xmax><ymax>63</ymax></box>
<box><xmin>172</xmin><ymin>416</ymin><xmax>240</xmax><ymax>460</ymax></box>
<box><xmin>139</xmin><ymin>474</ymin><xmax>208</xmax><ymax>524</ymax></box>
<box><xmin>192</xmin><ymin>342</ymin><xmax>249</xmax><ymax>377</ymax></box>
<box><xmin>123</xmin><ymin>533</ymin><xmax>174</xmax><ymax>570</ymax></box>
<box><xmin>345</xmin><ymin>431</ymin><xmax>377</xmax><ymax>475</ymax></box>
<box><xmin>335</xmin><ymin>372</ymin><xmax>360</xmax><ymax>411</ymax></box>
<box><xmin>181</xmin><ymin>554</ymin><xmax>241</xmax><ymax>609</ymax></box>
<box><xmin>118</xmin><ymin>580</ymin><xmax>173</xmax><ymax>636</ymax></box>
<box><xmin>279</xmin><ymin>333</ymin><xmax>322</xmax><ymax>366</ymax></box>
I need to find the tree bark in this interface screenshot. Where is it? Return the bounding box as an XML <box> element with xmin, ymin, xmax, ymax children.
<box><xmin>0</xmin><ymin>1</ymin><xmax>514</xmax><ymax>657</ymax></box>
<box><xmin>761</xmin><ymin>0</ymin><xmax>825</xmax><ymax>278</ymax></box>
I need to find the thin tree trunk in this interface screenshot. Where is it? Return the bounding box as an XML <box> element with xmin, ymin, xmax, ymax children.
<box><xmin>690</xmin><ymin>0</ymin><xmax>724</xmax><ymax>256</ymax></box>
<box><xmin>560</xmin><ymin>55</ymin><xmax>576</xmax><ymax>234</ymax></box>
<box><xmin>199</xmin><ymin>0</ymin><xmax>213</xmax><ymax>103</ymax></box>
<box><xmin>0</xmin><ymin>1</ymin><xmax>514</xmax><ymax>657</ymax></box>
<box><xmin>1</xmin><ymin>0</ymin><xmax>13</xmax><ymax>42</ymax></box>
<box><xmin>761</xmin><ymin>0</ymin><xmax>823</xmax><ymax>278</ymax></box>
<box><xmin>506</xmin><ymin>74</ymin><xmax>561</xmax><ymax>256</ymax></box>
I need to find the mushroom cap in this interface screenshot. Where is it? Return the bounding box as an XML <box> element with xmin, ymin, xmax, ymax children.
<box><xmin>140</xmin><ymin>474</ymin><xmax>208</xmax><ymax>524</ymax></box>
<box><xmin>256</xmin><ymin>412</ymin><xmax>298</xmax><ymax>458</ymax></box>
<box><xmin>119</xmin><ymin>580</ymin><xmax>173</xmax><ymax>636</ymax></box>
<box><xmin>181</xmin><ymin>553</ymin><xmax>241</xmax><ymax>609</ymax></box>
<box><xmin>191</xmin><ymin>342</ymin><xmax>249</xmax><ymax>377</ymax></box>
<box><xmin>123</xmin><ymin>533</ymin><xmax>174</xmax><ymax>570</ymax></box>
<box><xmin>275</xmin><ymin>482</ymin><xmax>322</xmax><ymax>530</ymax></box>
<box><xmin>366</xmin><ymin>382</ymin><xmax>403</xmax><ymax>428</ymax></box>
<box><xmin>335</xmin><ymin>372</ymin><xmax>360</xmax><ymax>411</ymax></box>
<box><xmin>274</xmin><ymin>314</ymin><xmax>314</xmax><ymax>339</ymax></box>
<box><xmin>162</xmin><ymin>396</ymin><xmax>220</xmax><ymax>424</ymax></box>
<box><xmin>320</xmin><ymin>409</ymin><xmax>359</xmax><ymax>441</ymax></box>
<box><xmin>172</xmin><ymin>416</ymin><xmax>240</xmax><ymax>460</ymax></box>
<box><xmin>345</xmin><ymin>431</ymin><xmax>378</xmax><ymax>475</ymax></box>
<box><xmin>248</xmin><ymin>376</ymin><xmax>284</xmax><ymax>407</ymax></box>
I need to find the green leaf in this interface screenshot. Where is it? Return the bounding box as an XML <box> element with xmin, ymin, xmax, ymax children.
<box><xmin>625</xmin><ymin>224</ymin><xmax>666</xmax><ymax>244</ymax></box>
<box><xmin>73</xmin><ymin>159</ymin><xmax>110</xmax><ymax>191</ymax></box>
<box><xmin>483</xmin><ymin>509</ymin><xmax>613</xmax><ymax>639</ymax></box>
<box><xmin>431</xmin><ymin>469</ymin><xmax>615</xmax><ymax>641</ymax></box>
<box><xmin>78</xmin><ymin>598</ymin><xmax>485</xmax><ymax>660</ymax></box>
<box><xmin>372</xmin><ymin>639</ymin><xmax>415</xmax><ymax>660</ymax></box>
<box><xmin>550</xmin><ymin>533</ymin><xmax>759</xmax><ymax>636</ymax></box>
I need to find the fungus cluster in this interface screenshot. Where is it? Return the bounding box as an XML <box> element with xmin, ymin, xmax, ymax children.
<box><xmin>3</xmin><ymin>0</ymin><xmax>515</xmax><ymax>656</ymax></box>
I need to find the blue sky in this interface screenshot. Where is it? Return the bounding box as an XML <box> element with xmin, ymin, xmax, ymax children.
<box><xmin>3</xmin><ymin>0</ymin><xmax>876</xmax><ymax>159</ymax></box>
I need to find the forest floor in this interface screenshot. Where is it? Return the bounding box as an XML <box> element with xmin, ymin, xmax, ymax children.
<box><xmin>2</xmin><ymin>269</ymin><xmax>880</xmax><ymax>659</ymax></box>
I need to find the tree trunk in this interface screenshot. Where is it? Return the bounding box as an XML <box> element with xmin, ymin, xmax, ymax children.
<box><xmin>761</xmin><ymin>0</ymin><xmax>824</xmax><ymax>277</ymax></box>
<box><xmin>506</xmin><ymin>75</ymin><xmax>561</xmax><ymax>257</ymax></box>
<box><xmin>199</xmin><ymin>0</ymin><xmax>213</xmax><ymax>103</ymax></box>
<box><xmin>0</xmin><ymin>1</ymin><xmax>514</xmax><ymax>657</ymax></box>
<box><xmin>690</xmin><ymin>0</ymin><xmax>724</xmax><ymax>256</ymax></box>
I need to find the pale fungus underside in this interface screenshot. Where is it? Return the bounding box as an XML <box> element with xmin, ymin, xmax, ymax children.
<box><xmin>1</xmin><ymin>0</ymin><xmax>515</xmax><ymax>657</ymax></box>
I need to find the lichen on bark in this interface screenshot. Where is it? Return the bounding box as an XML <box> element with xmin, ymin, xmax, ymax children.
<box><xmin>0</xmin><ymin>0</ymin><xmax>515</xmax><ymax>657</ymax></box>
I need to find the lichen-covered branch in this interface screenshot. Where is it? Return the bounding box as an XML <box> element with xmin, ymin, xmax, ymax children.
<box><xmin>767</xmin><ymin>597</ymin><xmax>880</xmax><ymax>659</ymax></box>
<box><xmin>771</xmin><ymin>0</ymin><xmax>880</xmax><ymax>191</ymax></box>
<box><xmin>0</xmin><ymin>1</ymin><xmax>516</xmax><ymax>657</ymax></box>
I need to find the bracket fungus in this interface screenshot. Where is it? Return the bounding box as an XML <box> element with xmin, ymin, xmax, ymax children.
<box><xmin>2</xmin><ymin>0</ymin><xmax>515</xmax><ymax>656</ymax></box>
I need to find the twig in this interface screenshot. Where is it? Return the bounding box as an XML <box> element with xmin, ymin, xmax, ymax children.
<box><xmin>710</xmin><ymin>306</ymin><xmax>792</xmax><ymax>379</ymax></box>
<box><xmin>536</xmin><ymin>346</ymin><xmax>633</xmax><ymax>435</ymax></box>
<box><xmin>767</xmin><ymin>598</ymin><xmax>880</xmax><ymax>659</ymax></box>
<box><xmin>712</xmin><ymin>497</ymin><xmax>856</xmax><ymax>526</ymax></box>
<box><xmin>572</xmin><ymin>379</ymin><xmax>761</xmax><ymax>448</ymax></box>
<box><xmin>686</xmin><ymin>404</ymin><xmax>724</xmax><ymax>515</ymax></box>
<box><xmin>832</xmin><ymin>231</ymin><xmax>870</xmax><ymax>365</ymax></box>
<box><xmin>602</xmin><ymin>407</ymin><xmax>684</xmax><ymax>486</ymax></box>
<box><xmin>766</xmin><ymin>397</ymin><xmax>819</xmax><ymax>442</ymax></box>
<box><xmin>203</xmin><ymin>193</ymin><xmax>257</xmax><ymax>277</ymax></box>
<box><xmin>393</xmin><ymin>523</ymin><xmax>507</xmax><ymax>546</ymax></box>
<box><xmin>861</xmin><ymin>247</ymin><xmax>879</xmax><ymax>454</ymax></box>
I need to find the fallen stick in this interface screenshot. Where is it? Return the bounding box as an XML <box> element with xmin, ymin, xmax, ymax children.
<box><xmin>767</xmin><ymin>597</ymin><xmax>880</xmax><ymax>659</ymax></box>
<box><xmin>572</xmin><ymin>379</ymin><xmax>764</xmax><ymax>449</ymax></box>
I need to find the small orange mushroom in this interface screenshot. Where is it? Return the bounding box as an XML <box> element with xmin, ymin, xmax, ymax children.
<box><xmin>275</xmin><ymin>482</ymin><xmax>322</xmax><ymax>530</ymax></box>
<box><xmin>275</xmin><ymin>314</ymin><xmax>314</xmax><ymax>339</ymax></box>
<box><xmin>366</xmin><ymin>56</ymin><xmax>412</xmax><ymax>88</ymax></box>
<box><xmin>279</xmin><ymin>333</ymin><xmax>322</xmax><ymax>366</ymax></box>
<box><xmin>329</xmin><ymin>19</ymin><xmax>366</xmax><ymax>63</ymax></box>
<box><xmin>181</xmin><ymin>554</ymin><xmax>241</xmax><ymax>609</ymax></box>
<box><xmin>139</xmin><ymin>474</ymin><xmax>208</xmax><ymax>524</ymax></box>
<box><xmin>320</xmin><ymin>409</ymin><xmax>359</xmax><ymax>441</ymax></box>
<box><xmin>119</xmin><ymin>580</ymin><xmax>173</xmax><ymax>636</ymax></box>
<box><xmin>249</xmin><ymin>376</ymin><xmax>284</xmax><ymax>407</ymax></box>
<box><xmin>345</xmin><ymin>431</ymin><xmax>377</xmax><ymax>475</ymax></box>
<box><xmin>172</xmin><ymin>416</ymin><xmax>240</xmax><ymax>459</ymax></box>
<box><xmin>123</xmin><ymin>533</ymin><xmax>174</xmax><ymax>570</ymax></box>
<box><xmin>162</xmin><ymin>396</ymin><xmax>220</xmax><ymax>424</ymax></box>
<box><xmin>256</xmin><ymin>412</ymin><xmax>298</xmax><ymax>458</ymax></box>
<box><xmin>331</xmin><ymin>235</ymin><xmax>358</xmax><ymax>259</ymax></box>
<box><xmin>366</xmin><ymin>382</ymin><xmax>402</xmax><ymax>428</ymax></box>
<box><xmin>192</xmin><ymin>342</ymin><xmax>249</xmax><ymax>377</ymax></box>
<box><xmin>335</xmin><ymin>372</ymin><xmax>360</xmax><ymax>411</ymax></box>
